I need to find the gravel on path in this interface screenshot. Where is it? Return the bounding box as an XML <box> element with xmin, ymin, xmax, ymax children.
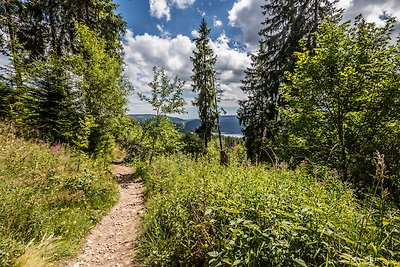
<box><xmin>67</xmin><ymin>164</ymin><xmax>144</xmax><ymax>267</ymax></box>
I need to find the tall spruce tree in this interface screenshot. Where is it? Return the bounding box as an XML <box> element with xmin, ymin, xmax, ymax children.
<box><xmin>238</xmin><ymin>0</ymin><xmax>338</xmax><ymax>162</ymax></box>
<box><xmin>191</xmin><ymin>18</ymin><xmax>219</xmax><ymax>150</ymax></box>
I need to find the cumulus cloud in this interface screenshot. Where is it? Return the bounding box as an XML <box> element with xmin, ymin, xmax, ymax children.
<box><xmin>340</xmin><ymin>0</ymin><xmax>400</xmax><ymax>34</ymax></box>
<box><xmin>149</xmin><ymin>0</ymin><xmax>196</xmax><ymax>21</ymax></box>
<box><xmin>333</xmin><ymin>0</ymin><xmax>400</xmax><ymax>41</ymax></box>
<box><xmin>123</xmin><ymin>31</ymin><xmax>193</xmax><ymax>90</ymax></box>
<box><xmin>228</xmin><ymin>0</ymin><xmax>264</xmax><ymax>51</ymax></box>
<box><xmin>149</xmin><ymin>0</ymin><xmax>170</xmax><ymax>20</ymax></box>
<box><xmin>122</xmin><ymin>30</ymin><xmax>251</xmax><ymax>116</ymax></box>
<box><xmin>210</xmin><ymin>34</ymin><xmax>250</xmax><ymax>103</ymax></box>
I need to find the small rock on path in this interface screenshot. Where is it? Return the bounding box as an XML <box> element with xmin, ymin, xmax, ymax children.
<box><xmin>67</xmin><ymin>164</ymin><xmax>144</xmax><ymax>267</ymax></box>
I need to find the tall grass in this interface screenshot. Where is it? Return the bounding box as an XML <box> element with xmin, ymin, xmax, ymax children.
<box><xmin>0</xmin><ymin>124</ymin><xmax>118</xmax><ymax>266</ymax></box>
<box><xmin>137</xmin><ymin>154</ymin><xmax>400</xmax><ymax>266</ymax></box>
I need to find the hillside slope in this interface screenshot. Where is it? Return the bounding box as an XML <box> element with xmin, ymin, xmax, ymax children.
<box><xmin>130</xmin><ymin>114</ymin><xmax>244</xmax><ymax>135</ymax></box>
<box><xmin>0</xmin><ymin>125</ymin><xmax>118</xmax><ymax>266</ymax></box>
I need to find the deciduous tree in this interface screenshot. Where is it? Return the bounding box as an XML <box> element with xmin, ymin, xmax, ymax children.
<box><xmin>283</xmin><ymin>17</ymin><xmax>400</xmax><ymax>184</ymax></box>
<box><xmin>139</xmin><ymin>66</ymin><xmax>186</xmax><ymax>161</ymax></box>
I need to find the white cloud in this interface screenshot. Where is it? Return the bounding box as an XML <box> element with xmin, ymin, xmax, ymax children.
<box><xmin>122</xmin><ymin>30</ymin><xmax>251</xmax><ymax>116</ymax></box>
<box><xmin>228</xmin><ymin>0</ymin><xmax>264</xmax><ymax>51</ymax></box>
<box><xmin>336</xmin><ymin>0</ymin><xmax>354</xmax><ymax>10</ymax></box>
<box><xmin>149</xmin><ymin>0</ymin><xmax>196</xmax><ymax>20</ymax></box>
<box><xmin>156</xmin><ymin>24</ymin><xmax>171</xmax><ymax>38</ymax></box>
<box><xmin>341</xmin><ymin>0</ymin><xmax>400</xmax><ymax>27</ymax></box>
<box><xmin>197</xmin><ymin>8</ymin><xmax>206</xmax><ymax>17</ymax></box>
<box><xmin>213</xmin><ymin>17</ymin><xmax>223</xmax><ymax>28</ymax></box>
<box><xmin>149</xmin><ymin>0</ymin><xmax>170</xmax><ymax>20</ymax></box>
<box><xmin>336</xmin><ymin>0</ymin><xmax>400</xmax><ymax>39</ymax></box>
<box><xmin>191</xmin><ymin>29</ymin><xmax>200</xmax><ymax>38</ymax></box>
<box><xmin>227</xmin><ymin>0</ymin><xmax>400</xmax><ymax>51</ymax></box>
<box><xmin>171</xmin><ymin>0</ymin><xmax>196</xmax><ymax>9</ymax></box>
<box><xmin>156</xmin><ymin>24</ymin><xmax>163</xmax><ymax>32</ymax></box>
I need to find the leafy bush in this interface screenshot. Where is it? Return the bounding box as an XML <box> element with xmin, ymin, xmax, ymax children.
<box><xmin>0</xmin><ymin>124</ymin><xmax>118</xmax><ymax>266</ymax></box>
<box><xmin>138</xmin><ymin>155</ymin><xmax>400</xmax><ymax>266</ymax></box>
<box><xmin>121</xmin><ymin>118</ymin><xmax>183</xmax><ymax>162</ymax></box>
<box><xmin>180</xmin><ymin>132</ymin><xmax>206</xmax><ymax>157</ymax></box>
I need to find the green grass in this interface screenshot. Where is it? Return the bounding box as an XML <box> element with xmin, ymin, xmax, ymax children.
<box><xmin>137</xmin><ymin>154</ymin><xmax>400</xmax><ymax>266</ymax></box>
<box><xmin>0</xmin><ymin>124</ymin><xmax>118</xmax><ymax>266</ymax></box>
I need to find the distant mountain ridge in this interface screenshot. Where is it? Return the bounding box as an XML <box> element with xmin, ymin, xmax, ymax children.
<box><xmin>129</xmin><ymin>114</ymin><xmax>243</xmax><ymax>136</ymax></box>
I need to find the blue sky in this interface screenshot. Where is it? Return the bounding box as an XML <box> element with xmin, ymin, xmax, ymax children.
<box><xmin>115</xmin><ymin>0</ymin><xmax>243</xmax><ymax>43</ymax></box>
<box><xmin>116</xmin><ymin>0</ymin><xmax>264</xmax><ymax>119</ymax></box>
<box><xmin>116</xmin><ymin>0</ymin><xmax>400</xmax><ymax>119</ymax></box>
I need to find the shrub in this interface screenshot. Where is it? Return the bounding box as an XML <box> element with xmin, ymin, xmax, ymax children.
<box><xmin>180</xmin><ymin>132</ymin><xmax>206</xmax><ymax>157</ymax></box>
<box><xmin>138</xmin><ymin>155</ymin><xmax>400</xmax><ymax>266</ymax></box>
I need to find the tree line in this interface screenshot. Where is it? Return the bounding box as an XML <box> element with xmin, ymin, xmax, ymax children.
<box><xmin>0</xmin><ymin>0</ymin><xmax>127</xmax><ymax>156</ymax></box>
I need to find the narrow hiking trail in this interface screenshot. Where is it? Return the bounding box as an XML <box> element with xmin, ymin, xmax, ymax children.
<box><xmin>67</xmin><ymin>164</ymin><xmax>144</xmax><ymax>267</ymax></box>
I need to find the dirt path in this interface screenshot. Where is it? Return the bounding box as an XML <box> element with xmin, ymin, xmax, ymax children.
<box><xmin>67</xmin><ymin>164</ymin><xmax>144</xmax><ymax>267</ymax></box>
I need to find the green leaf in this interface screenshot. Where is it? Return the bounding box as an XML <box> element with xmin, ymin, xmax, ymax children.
<box><xmin>294</xmin><ymin>258</ymin><xmax>308</xmax><ymax>267</ymax></box>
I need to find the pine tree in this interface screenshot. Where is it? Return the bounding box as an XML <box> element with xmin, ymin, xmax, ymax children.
<box><xmin>191</xmin><ymin>18</ymin><xmax>219</xmax><ymax>150</ymax></box>
<box><xmin>238</xmin><ymin>0</ymin><xmax>338</xmax><ymax>162</ymax></box>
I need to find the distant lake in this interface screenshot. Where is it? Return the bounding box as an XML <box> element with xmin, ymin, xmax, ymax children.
<box><xmin>130</xmin><ymin>114</ymin><xmax>244</xmax><ymax>136</ymax></box>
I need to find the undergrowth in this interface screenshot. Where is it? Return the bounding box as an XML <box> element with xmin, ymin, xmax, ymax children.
<box><xmin>0</xmin><ymin>124</ymin><xmax>118</xmax><ymax>266</ymax></box>
<box><xmin>137</xmin><ymin>154</ymin><xmax>400</xmax><ymax>266</ymax></box>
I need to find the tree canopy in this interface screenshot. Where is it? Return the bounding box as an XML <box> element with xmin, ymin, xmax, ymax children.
<box><xmin>282</xmin><ymin>17</ymin><xmax>400</xmax><ymax>185</ymax></box>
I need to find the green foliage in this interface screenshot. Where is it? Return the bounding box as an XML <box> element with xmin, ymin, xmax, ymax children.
<box><xmin>72</xmin><ymin>115</ymin><xmax>96</xmax><ymax>153</ymax></box>
<box><xmin>136</xmin><ymin>66</ymin><xmax>186</xmax><ymax>161</ymax></box>
<box><xmin>191</xmin><ymin>18</ymin><xmax>219</xmax><ymax>149</ymax></box>
<box><xmin>142</xmin><ymin>117</ymin><xmax>183</xmax><ymax>160</ymax></box>
<box><xmin>139</xmin><ymin>66</ymin><xmax>186</xmax><ymax>116</ymax></box>
<box><xmin>18</xmin><ymin>55</ymin><xmax>81</xmax><ymax>142</ymax></box>
<box><xmin>0</xmin><ymin>80</ymin><xmax>13</xmax><ymax>118</ymax></box>
<box><xmin>121</xmin><ymin>118</ymin><xmax>183</xmax><ymax>162</ymax></box>
<box><xmin>0</xmin><ymin>1</ymin><xmax>128</xmax><ymax>157</ymax></box>
<box><xmin>0</xmin><ymin>0</ymin><xmax>125</xmax><ymax>60</ymax></box>
<box><xmin>117</xmin><ymin>119</ymin><xmax>146</xmax><ymax>162</ymax></box>
<box><xmin>180</xmin><ymin>132</ymin><xmax>206</xmax><ymax>157</ymax></box>
<box><xmin>282</xmin><ymin>17</ymin><xmax>400</xmax><ymax>187</ymax></box>
<box><xmin>0</xmin><ymin>124</ymin><xmax>118</xmax><ymax>266</ymax></box>
<box><xmin>72</xmin><ymin>23</ymin><xmax>128</xmax><ymax>157</ymax></box>
<box><xmin>238</xmin><ymin>0</ymin><xmax>338</xmax><ymax>162</ymax></box>
<box><xmin>138</xmin><ymin>155</ymin><xmax>400</xmax><ymax>266</ymax></box>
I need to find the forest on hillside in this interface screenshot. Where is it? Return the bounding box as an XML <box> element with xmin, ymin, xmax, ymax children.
<box><xmin>1</xmin><ymin>0</ymin><xmax>400</xmax><ymax>266</ymax></box>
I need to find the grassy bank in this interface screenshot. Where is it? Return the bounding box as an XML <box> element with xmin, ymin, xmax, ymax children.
<box><xmin>0</xmin><ymin>125</ymin><xmax>118</xmax><ymax>266</ymax></box>
<box><xmin>138</xmin><ymin>154</ymin><xmax>400</xmax><ymax>266</ymax></box>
